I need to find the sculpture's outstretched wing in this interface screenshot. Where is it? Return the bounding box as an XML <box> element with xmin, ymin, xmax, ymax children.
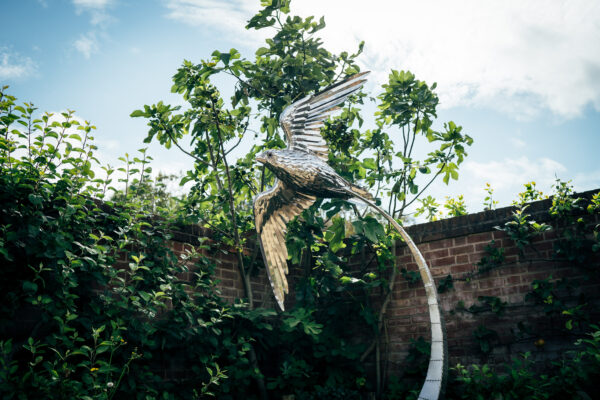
<box><xmin>280</xmin><ymin>71</ymin><xmax>370</xmax><ymax>161</ymax></box>
<box><xmin>253</xmin><ymin>179</ymin><xmax>315</xmax><ymax>310</ymax></box>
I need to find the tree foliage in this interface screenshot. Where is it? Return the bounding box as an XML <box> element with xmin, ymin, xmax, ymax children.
<box><xmin>132</xmin><ymin>0</ymin><xmax>472</xmax><ymax>310</ymax></box>
<box><xmin>130</xmin><ymin>1</ymin><xmax>473</xmax><ymax>396</ymax></box>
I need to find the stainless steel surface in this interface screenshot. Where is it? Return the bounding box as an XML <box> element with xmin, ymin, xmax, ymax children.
<box><xmin>355</xmin><ymin>195</ymin><xmax>447</xmax><ymax>400</ymax></box>
<box><xmin>252</xmin><ymin>72</ymin><xmax>447</xmax><ymax>399</ymax></box>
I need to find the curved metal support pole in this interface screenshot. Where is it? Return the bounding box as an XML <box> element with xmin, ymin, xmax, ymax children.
<box><xmin>357</xmin><ymin>195</ymin><xmax>447</xmax><ymax>400</ymax></box>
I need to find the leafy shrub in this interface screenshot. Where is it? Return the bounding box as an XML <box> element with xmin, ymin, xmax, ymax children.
<box><xmin>448</xmin><ymin>327</ymin><xmax>600</xmax><ymax>400</ymax></box>
<box><xmin>0</xmin><ymin>84</ymin><xmax>373</xmax><ymax>399</ymax></box>
<box><xmin>0</xmin><ymin>86</ymin><xmax>259</xmax><ymax>398</ymax></box>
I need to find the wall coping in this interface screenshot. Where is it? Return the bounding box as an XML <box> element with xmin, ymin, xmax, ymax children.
<box><xmin>404</xmin><ymin>188</ymin><xmax>597</xmax><ymax>244</ymax></box>
<box><xmin>166</xmin><ymin>188</ymin><xmax>599</xmax><ymax>246</ymax></box>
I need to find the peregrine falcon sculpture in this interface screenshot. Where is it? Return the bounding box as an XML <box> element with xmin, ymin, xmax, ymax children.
<box><xmin>253</xmin><ymin>72</ymin><xmax>446</xmax><ymax>400</ymax></box>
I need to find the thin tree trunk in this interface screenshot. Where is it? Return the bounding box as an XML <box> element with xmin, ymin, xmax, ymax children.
<box><xmin>210</xmin><ymin>99</ymin><xmax>266</xmax><ymax>400</ymax></box>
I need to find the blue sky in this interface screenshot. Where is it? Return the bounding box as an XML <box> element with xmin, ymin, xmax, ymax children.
<box><xmin>2</xmin><ymin>0</ymin><xmax>599</xmax><ymax>215</ymax></box>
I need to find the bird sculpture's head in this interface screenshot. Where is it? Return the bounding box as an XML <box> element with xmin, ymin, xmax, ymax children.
<box><xmin>256</xmin><ymin>150</ymin><xmax>280</xmax><ymax>169</ymax></box>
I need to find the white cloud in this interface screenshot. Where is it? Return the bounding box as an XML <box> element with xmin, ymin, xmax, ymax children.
<box><xmin>95</xmin><ymin>138</ymin><xmax>120</xmax><ymax>151</ymax></box>
<box><xmin>164</xmin><ymin>0</ymin><xmax>600</xmax><ymax>119</ymax></box>
<box><xmin>572</xmin><ymin>169</ymin><xmax>600</xmax><ymax>193</ymax></box>
<box><xmin>74</xmin><ymin>33</ymin><xmax>99</xmax><ymax>59</ymax></box>
<box><xmin>73</xmin><ymin>0</ymin><xmax>111</xmax><ymax>8</ymax></box>
<box><xmin>465</xmin><ymin>157</ymin><xmax>566</xmax><ymax>193</ymax></box>
<box><xmin>164</xmin><ymin>0</ymin><xmax>270</xmax><ymax>46</ymax></box>
<box><xmin>0</xmin><ymin>49</ymin><xmax>36</xmax><ymax>80</ymax></box>
<box><xmin>509</xmin><ymin>137</ymin><xmax>526</xmax><ymax>149</ymax></box>
<box><xmin>70</xmin><ymin>0</ymin><xmax>114</xmax><ymax>59</ymax></box>
<box><xmin>417</xmin><ymin>156</ymin><xmax>598</xmax><ymax>214</ymax></box>
<box><xmin>72</xmin><ymin>0</ymin><xmax>113</xmax><ymax>26</ymax></box>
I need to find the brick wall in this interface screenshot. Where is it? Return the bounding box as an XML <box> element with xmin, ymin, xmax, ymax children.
<box><xmin>166</xmin><ymin>189</ymin><xmax>600</xmax><ymax>371</ymax></box>
<box><xmin>167</xmin><ymin>225</ymin><xmax>278</xmax><ymax>310</ymax></box>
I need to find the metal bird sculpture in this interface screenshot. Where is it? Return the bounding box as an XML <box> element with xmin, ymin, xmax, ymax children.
<box><xmin>253</xmin><ymin>72</ymin><xmax>447</xmax><ymax>400</ymax></box>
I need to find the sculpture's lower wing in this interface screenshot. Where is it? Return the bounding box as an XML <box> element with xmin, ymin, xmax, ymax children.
<box><xmin>253</xmin><ymin>180</ymin><xmax>316</xmax><ymax>310</ymax></box>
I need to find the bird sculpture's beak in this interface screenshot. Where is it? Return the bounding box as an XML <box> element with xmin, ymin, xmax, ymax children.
<box><xmin>256</xmin><ymin>153</ymin><xmax>266</xmax><ymax>164</ymax></box>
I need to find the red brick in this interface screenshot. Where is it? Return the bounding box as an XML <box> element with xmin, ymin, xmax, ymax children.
<box><xmin>474</xmin><ymin>242</ymin><xmax>491</xmax><ymax>252</ymax></box>
<box><xmin>506</xmin><ymin>294</ymin><xmax>525</xmax><ymax>304</ymax></box>
<box><xmin>411</xmin><ymin>313</ymin><xmax>433</xmax><ymax>324</ymax></box>
<box><xmin>169</xmin><ymin>241</ymin><xmax>182</xmax><ymax>252</ymax></box>
<box><xmin>391</xmin><ymin>296</ymin><xmax>423</xmax><ymax>308</ymax></box>
<box><xmin>431</xmin><ymin>256</ymin><xmax>456</xmax><ymax>267</ymax></box>
<box><xmin>394</xmin><ymin>282</ymin><xmax>411</xmax><ymax>292</ymax></box>
<box><xmin>387</xmin><ymin>316</ymin><xmax>411</xmax><ymax>326</ymax></box>
<box><xmin>502</xmin><ymin>246</ymin><xmax>520</xmax><ymax>256</ymax></box>
<box><xmin>469</xmin><ymin>252</ymin><xmax>485</xmax><ymax>264</ymax></box>
<box><xmin>456</xmin><ymin>254</ymin><xmax>469</xmax><ymax>263</ymax></box>
<box><xmin>468</xmin><ymin>232</ymin><xmax>494</xmax><ymax>244</ymax></box>
<box><xmin>396</xmin><ymin>255</ymin><xmax>413</xmax><ymax>264</ymax></box>
<box><xmin>451</xmin><ymin>264</ymin><xmax>475</xmax><ymax>274</ymax></box>
<box><xmin>535</xmin><ymin>241</ymin><xmax>554</xmax><ymax>251</ymax></box>
<box><xmin>388</xmin><ymin>326</ymin><xmax>417</xmax><ymax>337</ymax></box>
<box><xmin>454</xmin><ymin>236</ymin><xmax>468</xmax><ymax>246</ymax></box>
<box><xmin>219</xmin><ymin>278</ymin><xmax>235</xmax><ymax>288</ymax></box>
<box><xmin>427</xmin><ymin>239</ymin><xmax>454</xmax><ymax>250</ymax></box>
<box><xmin>220</xmin><ymin>269</ymin><xmax>238</xmax><ymax>280</ymax></box>
<box><xmin>524</xmin><ymin>271</ymin><xmax>553</xmax><ymax>281</ymax></box>
<box><xmin>477</xmin><ymin>287</ymin><xmax>503</xmax><ymax>297</ymax></box>
<box><xmin>399</xmin><ymin>262</ymin><xmax>418</xmax><ymax>271</ymax></box>
<box><xmin>220</xmin><ymin>287</ymin><xmax>237</xmax><ymax>300</ymax></box>
<box><xmin>425</xmin><ymin>248</ymin><xmax>450</xmax><ymax>259</ymax></box>
<box><xmin>435</xmin><ymin>265</ymin><xmax>453</xmax><ymax>276</ymax></box>
<box><xmin>479</xmin><ymin>278</ymin><xmax>504</xmax><ymax>289</ymax></box>
<box><xmin>218</xmin><ymin>252</ymin><xmax>237</xmax><ymax>263</ymax></box>
<box><xmin>500</xmin><ymin>264</ymin><xmax>526</xmax><ymax>275</ymax></box>
<box><xmin>493</xmin><ymin>231</ymin><xmax>509</xmax><ymax>240</ymax></box>
<box><xmin>502</xmin><ymin>285</ymin><xmax>530</xmax><ymax>295</ymax></box>
<box><xmin>450</xmin><ymin>244</ymin><xmax>475</xmax><ymax>256</ymax></box>
<box><xmin>391</xmin><ymin>306</ymin><xmax>426</xmax><ymax>316</ymax></box>
<box><xmin>237</xmin><ymin>280</ymin><xmax>247</xmax><ymax>290</ymax></box>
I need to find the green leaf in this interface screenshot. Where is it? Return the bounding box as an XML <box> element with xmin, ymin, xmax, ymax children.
<box><xmin>23</xmin><ymin>281</ymin><xmax>38</xmax><ymax>292</ymax></box>
<box><xmin>220</xmin><ymin>53</ymin><xmax>231</xmax><ymax>65</ymax></box>
<box><xmin>566</xmin><ymin>320</ymin><xmax>573</xmax><ymax>330</ymax></box>
<box><xmin>130</xmin><ymin>109</ymin><xmax>146</xmax><ymax>118</ymax></box>
<box><xmin>362</xmin><ymin>216</ymin><xmax>384</xmax><ymax>243</ymax></box>
<box><xmin>363</xmin><ymin>158</ymin><xmax>377</xmax><ymax>170</ymax></box>
<box><xmin>256</xmin><ymin>47</ymin><xmax>270</xmax><ymax>56</ymax></box>
<box><xmin>324</xmin><ymin>217</ymin><xmax>346</xmax><ymax>252</ymax></box>
<box><xmin>340</xmin><ymin>276</ymin><xmax>361</xmax><ymax>284</ymax></box>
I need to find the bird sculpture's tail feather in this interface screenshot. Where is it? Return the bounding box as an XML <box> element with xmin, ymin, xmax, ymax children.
<box><xmin>351</xmin><ymin>191</ymin><xmax>447</xmax><ymax>400</ymax></box>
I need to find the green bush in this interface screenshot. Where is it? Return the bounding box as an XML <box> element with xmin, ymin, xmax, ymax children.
<box><xmin>0</xmin><ymin>85</ymin><xmax>372</xmax><ymax>399</ymax></box>
<box><xmin>0</xmin><ymin>86</ymin><xmax>253</xmax><ymax>398</ymax></box>
<box><xmin>447</xmin><ymin>327</ymin><xmax>600</xmax><ymax>400</ymax></box>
